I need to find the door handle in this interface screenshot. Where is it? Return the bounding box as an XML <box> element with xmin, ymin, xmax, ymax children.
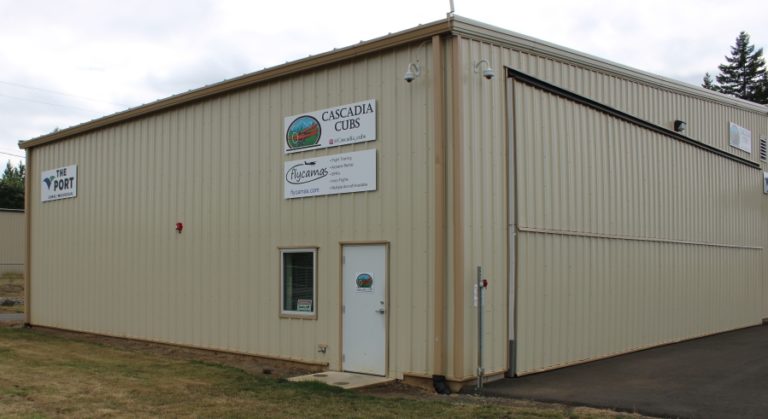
<box><xmin>376</xmin><ymin>308</ymin><xmax>386</xmax><ymax>314</ymax></box>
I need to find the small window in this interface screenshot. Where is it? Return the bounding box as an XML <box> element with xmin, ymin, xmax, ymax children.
<box><xmin>280</xmin><ymin>248</ymin><xmax>317</xmax><ymax>317</ymax></box>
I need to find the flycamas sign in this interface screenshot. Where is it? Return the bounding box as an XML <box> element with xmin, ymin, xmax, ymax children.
<box><xmin>284</xmin><ymin>150</ymin><xmax>376</xmax><ymax>199</ymax></box>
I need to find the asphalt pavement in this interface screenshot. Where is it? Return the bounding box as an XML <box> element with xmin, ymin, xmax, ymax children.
<box><xmin>482</xmin><ymin>325</ymin><xmax>768</xmax><ymax>419</ymax></box>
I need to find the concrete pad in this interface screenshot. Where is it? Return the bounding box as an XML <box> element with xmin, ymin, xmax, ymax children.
<box><xmin>288</xmin><ymin>371</ymin><xmax>393</xmax><ymax>390</ymax></box>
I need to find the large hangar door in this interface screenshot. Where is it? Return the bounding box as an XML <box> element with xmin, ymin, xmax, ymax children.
<box><xmin>507</xmin><ymin>69</ymin><xmax>763</xmax><ymax>375</ymax></box>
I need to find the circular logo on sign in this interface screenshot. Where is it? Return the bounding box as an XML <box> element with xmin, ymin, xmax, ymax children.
<box><xmin>286</xmin><ymin>116</ymin><xmax>321</xmax><ymax>150</ymax></box>
<box><xmin>356</xmin><ymin>273</ymin><xmax>373</xmax><ymax>289</ymax></box>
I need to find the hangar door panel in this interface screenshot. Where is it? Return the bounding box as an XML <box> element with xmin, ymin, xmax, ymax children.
<box><xmin>509</xmin><ymin>72</ymin><xmax>763</xmax><ymax>375</ymax></box>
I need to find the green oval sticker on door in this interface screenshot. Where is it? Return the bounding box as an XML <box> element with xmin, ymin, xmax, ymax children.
<box><xmin>355</xmin><ymin>273</ymin><xmax>373</xmax><ymax>292</ymax></box>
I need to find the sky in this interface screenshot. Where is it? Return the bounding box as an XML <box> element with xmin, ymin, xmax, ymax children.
<box><xmin>1</xmin><ymin>0</ymin><xmax>767</xmax><ymax>168</ymax></box>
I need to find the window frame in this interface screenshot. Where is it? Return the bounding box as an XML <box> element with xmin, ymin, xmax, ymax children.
<box><xmin>279</xmin><ymin>247</ymin><xmax>318</xmax><ymax>319</ymax></box>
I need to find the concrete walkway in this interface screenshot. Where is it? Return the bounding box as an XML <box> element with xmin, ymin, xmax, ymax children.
<box><xmin>288</xmin><ymin>371</ymin><xmax>393</xmax><ymax>390</ymax></box>
<box><xmin>483</xmin><ymin>325</ymin><xmax>768</xmax><ymax>419</ymax></box>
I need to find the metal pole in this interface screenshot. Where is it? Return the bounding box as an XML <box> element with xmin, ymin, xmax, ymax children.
<box><xmin>477</xmin><ymin>266</ymin><xmax>484</xmax><ymax>391</ymax></box>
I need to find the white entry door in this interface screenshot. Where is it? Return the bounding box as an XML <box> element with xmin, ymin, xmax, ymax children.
<box><xmin>342</xmin><ymin>244</ymin><xmax>387</xmax><ymax>376</ymax></box>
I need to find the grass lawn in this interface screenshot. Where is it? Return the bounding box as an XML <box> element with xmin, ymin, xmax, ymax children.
<box><xmin>0</xmin><ymin>273</ymin><xmax>24</xmax><ymax>314</ymax></box>
<box><xmin>0</xmin><ymin>327</ymin><xmax>645</xmax><ymax>418</ymax></box>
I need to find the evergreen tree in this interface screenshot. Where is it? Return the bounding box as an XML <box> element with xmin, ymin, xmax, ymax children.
<box><xmin>756</xmin><ymin>70</ymin><xmax>768</xmax><ymax>104</ymax></box>
<box><xmin>0</xmin><ymin>161</ymin><xmax>25</xmax><ymax>209</ymax></box>
<box><xmin>711</xmin><ymin>31</ymin><xmax>767</xmax><ymax>104</ymax></box>
<box><xmin>702</xmin><ymin>72</ymin><xmax>716</xmax><ymax>91</ymax></box>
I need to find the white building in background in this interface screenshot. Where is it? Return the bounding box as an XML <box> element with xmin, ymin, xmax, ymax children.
<box><xmin>0</xmin><ymin>209</ymin><xmax>24</xmax><ymax>275</ymax></box>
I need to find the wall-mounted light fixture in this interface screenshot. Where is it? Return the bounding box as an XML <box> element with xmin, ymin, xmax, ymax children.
<box><xmin>674</xmin><ymin>120</ymin><xmax>687</xmax><ymax>133</ymax></box>
<box><xmin>404</xmin><ymin>62</ymin><xmax>421</xmax><ymax>83</ymax></box>
<box><xmin>404</xmin><ymin>40</ymin><xmax>430</xmax><ymax>84</ymax></box>
<box><xmin>474</xmin><ymin>59</ymin><xmax>495</xmax><ymax>80</ymax></box>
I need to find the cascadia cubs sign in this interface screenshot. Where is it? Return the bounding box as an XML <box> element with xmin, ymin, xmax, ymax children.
<box><xmin>284</xmin><ymin>99</ymin><xmax>376</xmax><ymax>154</ymax></box>
<box><xmin>41</xmin><ymin>165</ymin><xmax>77</xmax><ymax>203</ymax></box>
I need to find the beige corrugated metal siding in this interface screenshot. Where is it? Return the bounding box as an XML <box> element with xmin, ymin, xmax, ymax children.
<box><xmin>511</xmin><ymin>80</ymin><xmax>763</xmax><ymax>374</ymax></box>
<box><xmin>448</xmin><ymin>38</ymin><xmax>509</xmax><ymax>380</ymax></box>
<box><xmin>457</xmin><ymin>34</ymin><xmax>767</xmax><ymax>377</ymax></box>
<box><xmin>0</xmin><ymin>210</ymin><xmax>25</xmax><ymax>274</ymax></box>
<box><xmin>454</xmin><ymin>23</ymin><xmax>767</xmax><ymax>162</ymax></box>
<box><xmin>28</xmin><ymin>45</ymin><xmax>437</xmax><ymax>378</ymax></box>
<box><xmin>510</xmin><ymin>55</ymin><xmax>767</xmax><ymax>161</ymax></box>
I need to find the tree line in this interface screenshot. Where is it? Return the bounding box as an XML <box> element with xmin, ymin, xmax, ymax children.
<box><xmin>702</xmin><ymin>31</ymin><xmax>768</xmax><ymax>104</ymax></box>
<box><xmin>0</xmin><ymin>161</ymin><xmax>25</xmax><ymax>209</ymax></box>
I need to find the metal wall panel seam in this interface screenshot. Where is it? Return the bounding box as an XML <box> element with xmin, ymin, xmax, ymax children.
<box><xmin>517</xmin><ymin>225</ymin><xmax>762</xmax><ymax>250</ymax></box>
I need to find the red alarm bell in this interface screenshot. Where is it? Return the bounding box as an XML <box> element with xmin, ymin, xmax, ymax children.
<box><xmin>175</xmin><ymin>222</ymin><xmax>184</xmax><ymax>233</ymax></box>
<box><xmin>482</xmin><ymin>279</ymin><xmax>488</xmax><ymax>288</ymax></box>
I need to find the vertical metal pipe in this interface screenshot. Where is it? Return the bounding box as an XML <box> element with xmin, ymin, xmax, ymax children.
<box><xmin>477</xmin><ymin>265</ymin><xmax>484</xmax><ymax>391</ymax></box>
